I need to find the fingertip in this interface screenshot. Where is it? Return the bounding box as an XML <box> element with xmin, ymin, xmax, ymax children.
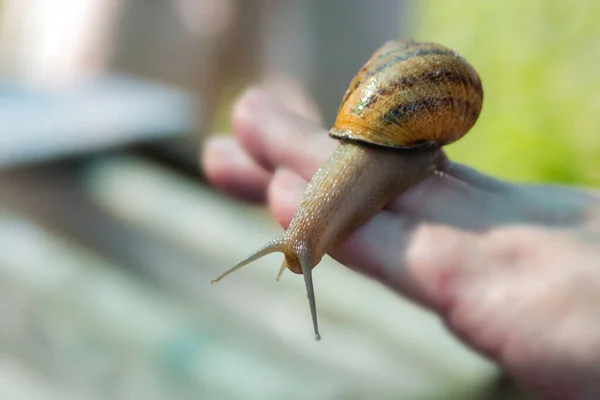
<box><xmin>233</xmin><ymin>87</ymin><xmax>273</xmax><ymax>115</ymax></box>
<box><xmin>232</xmin><ymin>88</ymin><xmax>268</xmax><ymax>150</ymax></box>
<box><xmin>267</xmin><ymin>168</ymin><xmax>307</xmax><ymax>229</ymax></box>
<box><xmin>231</xmin><ymin>87</ymin><xmax>289</xmax><ymax>172</ymax></box>
<box><xmin>260</xmin><ymin>76</ymin><xmax>324</xmax><ymax>124</ymax></box>
<box><xmin>202</xmin><ymin>136</ymin><xmax>271</xmax><ymax>203</ymax></box>
<box><xmin>232</xmin><ymin>87</ymin><xmax>289</xmax><ymax>147</ymax></box>
<box><xmin>201</xmin><ymin>136</ymin><xmax>234</xmax><ymax>178</ymax></box>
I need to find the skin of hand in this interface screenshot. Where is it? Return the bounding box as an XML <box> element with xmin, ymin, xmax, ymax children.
<box><xmin>202</xmin><ymin>88</ymin><xmax>600</xmax><ymax>400</ymax></box>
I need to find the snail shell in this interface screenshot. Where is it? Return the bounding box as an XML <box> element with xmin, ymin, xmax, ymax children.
<box><xmin>331</xmin><ymin>40</ymin><xmax>483</xmax><ymax>149</ymax></box>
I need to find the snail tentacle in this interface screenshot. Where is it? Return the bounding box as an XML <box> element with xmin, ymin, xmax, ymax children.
<box><xmin>210</xmin><ymin>237</ymin><xmax>285</xmax><ymax>284</ymax></box>
<box><xmin>276</xmin><ymin>260</ymin><xmax>287</xmax><ymax>282</ymax></box>
<box><xmin>298</xmin><ymin>246</ymin><xmax>320</xmax><ymax>341</ymax></box>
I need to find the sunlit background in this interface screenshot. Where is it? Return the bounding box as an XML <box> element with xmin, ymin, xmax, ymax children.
<box><xmin>0</xmin><ymin>1</ymin><xmax>598</xmax><ymax>399</ymax></box>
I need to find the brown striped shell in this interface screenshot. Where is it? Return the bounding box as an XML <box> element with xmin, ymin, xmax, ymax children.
<box><xmin>330</xmin><ymin>40</ymin><xmax>483</xmax><ymax>149</ymax></box>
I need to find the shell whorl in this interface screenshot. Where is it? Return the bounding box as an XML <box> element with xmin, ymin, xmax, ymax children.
<box><xmin>330</xmin><ymin>40</ymin><xmax>483</xmax><ymax>149</ymax></box>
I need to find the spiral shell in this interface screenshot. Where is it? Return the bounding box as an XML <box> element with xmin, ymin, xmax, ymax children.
<box><xmin>330</xmin><ymin>40</ymin><xmax>483</xmax><ymax>149</ymax></box>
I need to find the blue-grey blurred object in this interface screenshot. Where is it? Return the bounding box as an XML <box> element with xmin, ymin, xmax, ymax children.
<box><xmin>0</xmin><ymin>76</ymin><xmax>198</xmax><ymax>169</ymax></box>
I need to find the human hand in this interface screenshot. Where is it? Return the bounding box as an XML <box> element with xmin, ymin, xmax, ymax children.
<box><xmin>202</xmin><ymin>88</ymin><xmax>600</xmax><ymax>399</ymax></box>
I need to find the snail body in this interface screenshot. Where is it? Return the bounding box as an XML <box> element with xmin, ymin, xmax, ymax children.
<box><xmin>211</xmin><ymin>40</ymin><xmax>483</xmax><ymax>340</ymax></box>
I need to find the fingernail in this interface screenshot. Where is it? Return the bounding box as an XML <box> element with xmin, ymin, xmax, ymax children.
<box><xmin>233</xmin><ymin>88</ymin><xmax>280</xmax><ymax>130</ymax></box>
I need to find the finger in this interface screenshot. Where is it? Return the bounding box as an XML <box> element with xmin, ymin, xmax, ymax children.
<box><xmin>444</xmin><ymin>161</ymin><xmax>513</xmax><ymax>193</ymax></box>
<box><xmin>232</xmin><ymin>88</ymin><xmax>338</xmax><ymax>180</ymax></box>
<box><xmin>387</xmin><ymin>167</ymin><xmax>517</xmax><ymax>230</ymax></box>
<box><xmin>202</xmin><ymin>136</ymin><xmax>272</xmax><ymax>203</ymax></box>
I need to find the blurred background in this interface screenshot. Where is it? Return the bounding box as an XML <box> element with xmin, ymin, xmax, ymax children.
<box><xmin>0</xmin><ymin>0</ymin><xmax>598</xmax><ymax>399</ymax></box>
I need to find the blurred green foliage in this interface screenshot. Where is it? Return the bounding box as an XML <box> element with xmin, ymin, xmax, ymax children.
<box><xmin>415</xmin><ymin>1</ymin><xmax>600</xmax><ymax>186</ymax></box>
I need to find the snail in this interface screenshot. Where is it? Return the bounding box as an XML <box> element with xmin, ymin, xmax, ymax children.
<box><xmin>210</xmin><ymin>40</ymin><xmax>483</xmax><ymax>340</ymax></box>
